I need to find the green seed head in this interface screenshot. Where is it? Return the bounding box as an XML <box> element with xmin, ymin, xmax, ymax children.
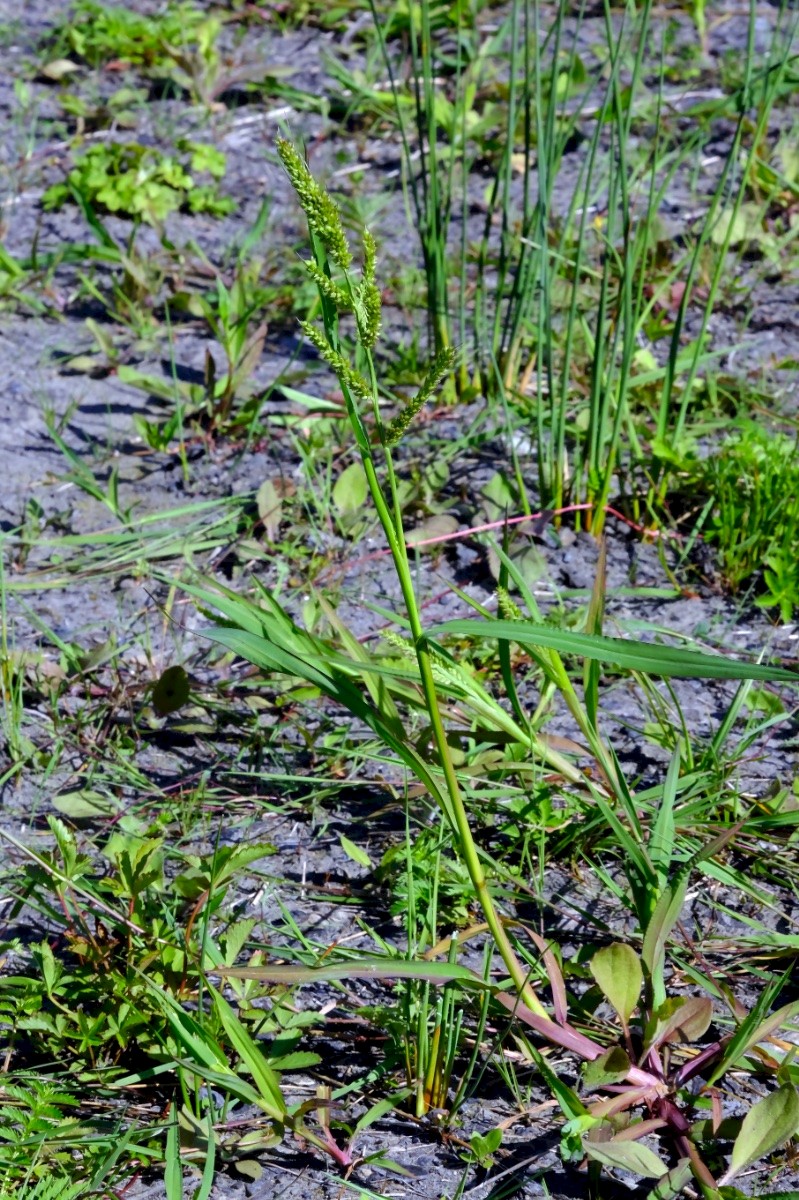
<box><xmin>359</xmin><ymin>280</ymin><xmax>382</xmax><ymax>349</ymax></box>
<box><xmin>497</xmin><ymin>586</ymin><xmax>523</xmax><ymax>622</ymax></box>
<box><xmin>384</xmin><ymin>345</ymin><xmax>456</xmax><ymax>446</ymax></box>
<box><xmin>381</xmin><ymin>631</ymin><xmax>416</xmax><ymax>662</ymax></box>
<box><xmin>300</xmin><ymin>321</ymin><xmax>373</xmax><ymax>403</ymax></box>
<box><xmin>357</xmin><ymin>229</ymin><xmax>381</xmax><ymax>348</ymax></box>
<box><xmin>362</xmin><ymin>228</ymin><xmax>377</xmax><ymax>284</ymax></box>
<box><xmin>305</xmin><ymin>260</ymin><xmax>352</xmax><ymax>312</ymax></box>
<box><xmin>276</xmin><ymin>138</ymin><xmax>352</xmax><ymax>270</ymax></box>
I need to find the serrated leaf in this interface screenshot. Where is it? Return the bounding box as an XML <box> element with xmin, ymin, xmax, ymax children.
<box><xmin>221</xmin><ymin>918</ymin><xmax>256</xmax><ymax>964</ymax></box>
<box><xmin>723</xmin><ymin>1085</ymin><xmax>799</xmax><ymax>1183</ymax></box>
<box><xmin>333</xmin><ymin>461</ymin><xmax>368</xmax><ymax>514</ymax></box>
<box><xmin>584</xmin><ymin>1138</ymin><xmax>667</xmax><ymax>1179</ymax></box>
<box><xmin>152</xmin><ymin>665</ymin><xmax>190</xmax><ymax>716</ymax></box>
<box><xmin>590</xmin><ymin>943</ymin><xmax>642</xmax><ymax>1025</ymax></box>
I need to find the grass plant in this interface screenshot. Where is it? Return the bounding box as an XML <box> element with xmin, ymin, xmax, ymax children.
<box><xmin>180</xmin><ymin>141</ymin><xmax>799</xmax><ymax>1194</ymax></box>
<box><xmin>682</xmin><ymin>423</ymin><xmax>799</xmax><ymax>619</ymax></box>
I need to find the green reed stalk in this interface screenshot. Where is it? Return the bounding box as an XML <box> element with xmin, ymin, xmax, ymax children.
<box><xmin>656</xmin><ymin>1</ymin><xmax>796</xmax><ymax>460</ymax></box>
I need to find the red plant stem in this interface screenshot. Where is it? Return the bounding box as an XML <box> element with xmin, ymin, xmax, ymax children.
<box><xmin>405</xmin><ymin>503</ymin><xmax>680</xmax><ymax>551</ymax></box>
<box><xmin>493</xmin><ymin>993</ymin><xmax>666</xmax><ymax>1096</ymax></box>
<box><xmin>325</xmin><ymin>501</ymin><xmax>683</xmax><ymax>589</ymax></box>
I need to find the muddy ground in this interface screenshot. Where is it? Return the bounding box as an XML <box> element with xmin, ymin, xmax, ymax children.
<box><xmin>1</xmin><ymin>0</ymin><xmax>799</xmax><ymax>1196</ymax></box>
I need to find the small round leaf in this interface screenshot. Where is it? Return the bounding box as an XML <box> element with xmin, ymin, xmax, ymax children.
<box><xmin>333</xmin><ymin>461</ymin><xmax>368</xmax><ymax>515</ymax></box>
<box><xmin>152</xmin><ymin>665</ymin><xmax>190</xmax><ymax>716</ymax></box>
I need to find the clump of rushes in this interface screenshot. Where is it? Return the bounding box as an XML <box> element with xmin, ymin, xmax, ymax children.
<box><xmin>274</xmin><ymin>136</ymin><xmax>548</xmax><ymax>1017</ymax></box>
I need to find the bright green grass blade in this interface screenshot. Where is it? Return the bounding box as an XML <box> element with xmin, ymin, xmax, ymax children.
<box><xmin>706</xmin><ymin>973</ymin><xmax>796</xmax><ymax>1087</ymax></box>
<box><xmin>217</xmin><ymin>956</ymin><xmax>492</xmax><ymax>989</ymax></box>
<box><xmin>642</xmin><ymin>873</ymin><xmax>689</xmax><ymax>1010</ymax></box>
<box><xmin>200</xmin><ymin>623</ymin><xmax>452</xmax><ymax>818</ymax></box>
<box><xmin>194</xmin><ymin>1108</ymin><xmax>216</xmax><ymax>1200</ymax></box>
<box><xmin>584</xmin><ymin>778</ymin><xmax>655</xmax><ymax>924</ymax></box>
<box><xmin>649</xmin><ymin>749</ymin><xmax>679</xmax><ymax>892</ymax></box>
<box><xmin>165</xmin><ymin>1106</ymin><xmax>182</xmax><ymax>1200</ymax></box>
<box><xmin>208</xmin><ymin>983</ymin><xmax>287</xmax><ymax>1119</ymax></box>
<box><xmin>428</xmin><ymin>619</ymin><xmax>799</xmax><ymax>682</ymax></box>
<box><xmin>143</xmin><ymin>982</ymin><xmax>273</xmax><ymax>1112</ymax></box>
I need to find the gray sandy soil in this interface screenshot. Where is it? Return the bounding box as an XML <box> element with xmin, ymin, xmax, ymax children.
<box><xmin>1</xmin><ymin>1</ymin><xmax>798</xmax><ymax>1196</ymax></box>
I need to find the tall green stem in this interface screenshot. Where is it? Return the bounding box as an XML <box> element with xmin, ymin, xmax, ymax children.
<box><xmin>356</xmin><ymin>355</ymin><xmax>547</xmax><ymax>1016</ymax></box>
